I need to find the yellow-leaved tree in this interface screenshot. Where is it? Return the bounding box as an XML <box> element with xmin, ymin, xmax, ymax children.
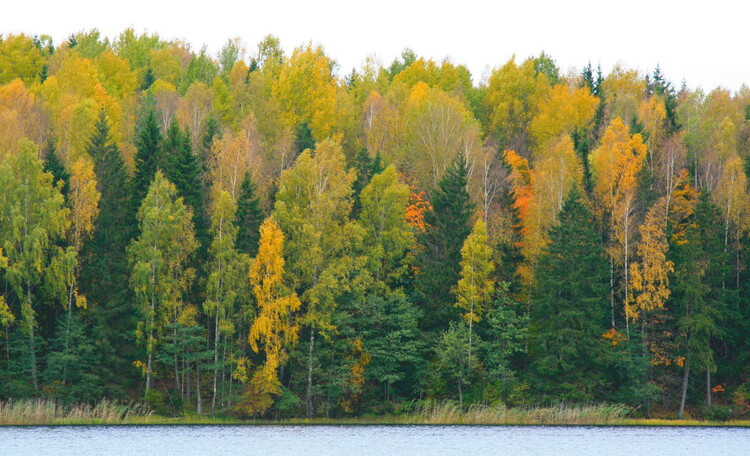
<box><xmin>589</xmin><ymin>117</ymin><xmax>647</xmax><ymax>330</ymax></box>
<box><xmin>272</xmin><ymin>44</ymin><xmax>338</xmax><ymax>143</ymax></box>
<box><xmin>243</xmin><ymin>216</ymin><xmax>301</xmax><ymax>416</ymax></box>
<box><xmin>454</xmin><ymin>219</ymin><xmax>495</xmax><ymax>369</ymax></box>
<box><xmin>629</xmin><ymin>196</ymin><xmax>673</xmax><ymax>322</ymax></box>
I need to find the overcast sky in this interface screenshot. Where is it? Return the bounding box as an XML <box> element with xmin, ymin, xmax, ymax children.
<box><xmin>3</xmin><ymin>0</ymin><xmax>748</xmax><ymax>91</ymax></box>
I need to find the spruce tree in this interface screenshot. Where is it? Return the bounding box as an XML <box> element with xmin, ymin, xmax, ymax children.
<box><xmin>351</xmin><ymin>148</ymin><xmax>384</xmax><ymax>219</ymax></box>
<box><xmin>235</xmin><ymin>172</ymin><xmax>264</xmax><ymax>257</ymax></box>
<box><xmin>199</xmin><ymin>115</ymin><xmax>220</xmax><ymax>173</ymax></box>
<box><xmin>132</xmin><ymin>108</ymin><xmax>162</xmax><ymax>210</ymax></box>
<box><xmin>161</xmin><ymin>117</ymin><xmax>183</xmax><ymax>172</ymax></box>
<box><xmin>671</xmin><ymin>193</ymin><xmax>728</xmax><ymax>415</ymax></box>
<box><xmin>416</xmin><ymin>154</ymin><xmax>474</xmax><ymax>331</ymax></box>
<box><xmin>294</xmin><ymin>121</ymin><xmax>315</xmax><ymax>156</ymax></box>
<box><xmin>42</xmin><ymin>138</ymin><xmax>70</xmax><ymax>201</ymax></box>
<box><xmin>529</xmin><ymin>187</ymin><xmax>610</xmax><ymax>401</ymax></box>
<box><xmin>79</xmin><ymin>109</ymin><xmax>138</xmax><ymax>395</ymax></box>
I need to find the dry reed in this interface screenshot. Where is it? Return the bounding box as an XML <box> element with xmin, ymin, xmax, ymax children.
<box><xmin>0</xmin><ymin>399</ymin><xmax>151</xmax><ymax>425</ymax></box>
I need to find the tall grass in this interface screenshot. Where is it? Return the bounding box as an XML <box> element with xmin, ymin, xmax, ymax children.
<box><xmin>0</xmin><ymin>399</ymin><xmax>151</xmax><ymax>425</ymax></box>
<box><xmin>406</xmin><ymin>400</ymin><xmax>632</xmax><ymax>425</ymax></box>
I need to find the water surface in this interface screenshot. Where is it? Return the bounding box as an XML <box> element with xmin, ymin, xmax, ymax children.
<box><xmin>1</xmin><ymin>424</ymin><xmax>747</xmax><ymax>456</ymax></box>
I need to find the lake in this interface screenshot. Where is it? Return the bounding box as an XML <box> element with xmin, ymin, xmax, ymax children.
<box><xmin>0</xmin><ymin>424</ymin><xmax>747</xmax><ymax>455</ymax></box>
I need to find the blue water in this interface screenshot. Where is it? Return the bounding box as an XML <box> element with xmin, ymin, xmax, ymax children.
<box><xmin>0</xmin><ymin>424</ymin><xmax>748</xmax><ymax>456</ymax></box>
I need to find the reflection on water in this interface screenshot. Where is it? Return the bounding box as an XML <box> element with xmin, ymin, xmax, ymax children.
<box><xmin>1</xmin><ymin>424</ymin><xmax>748</xmax><ymax>456</ymax></box>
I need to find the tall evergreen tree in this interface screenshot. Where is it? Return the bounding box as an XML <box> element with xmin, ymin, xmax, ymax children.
<box><xmin>351</xmin><ymin>148</ymin><xmax>384</xmax><ymax>219</ymax></box>
<box><xmin>79</xmin><ymin>109</ymin><xmax>137</xmax><ymax>397</ymax></box>
<box><xmin>42</xmin><ymin>137</ymin><xmax>70</xmax><ymax>201</ymax></box>
<box><xmin>416</xmin><ymin>154</ymin><xmax>474</xmax><ymax>331</ymax></box>
<box><xmin>199</xmin><ymin>115</ymin><xmax>220</xmax><ymax>174</ymax></box>
<box><xmin>671</xmin><ymin>194</ymin><xmax>728</xmax><ymax>416</ymax></box>
<box><xmin>132</xmin><ymin>108</ymin><xmax>162</xmax><ymax>210</ymax></box>
<box><xmin>293</xmin><ymin>121</ymin><xmax>315</xmax><ymax>156</ymax></box>
<box><xmin>529</xmin><ymin>187</ymin><xmax>610</xmax><ymax>401</ymax></box>
<box><xmin>235</xmin><ymin>172</ymin><xmax>264</xmax><ymax>257</ymax></box>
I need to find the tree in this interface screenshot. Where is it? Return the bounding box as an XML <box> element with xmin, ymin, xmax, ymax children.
<box><xmin>129</xmin><ymin>171</ymin><xmax>198</xmax><ymax>394</ymax></box>
<box><xmin>0</xmin><ymin>141</ymin><xmax>69</xmax><ymax>390</ymax></box>
<box><xmin>671</xmin><ymin>194</ymin><xmax>728</xmax><ymax>417</ymax></box>
<box><xmin>79</xmin><ymin>109</ymin><xmax>137</xmax><ymax>380</ymax></box>
<box><xmin>274</xmin><ymin>138</ymin><xmax>355</xmax><ymax>417</ymax></box>
<box><xmin>204</xmin><ymin>190</ymin><xmax>245</xmax><ymax>414</ymax></box>
<box><xmin>132</xmin><ymin>108</ymin><xmax>162</xmax><ymax>208</ymax></box>
<box><xmin>43</xmin><ymin>138</ymin><xmax>70</xmax><ymax>200</ymax></box>
<box><xmin>358</xmin><ymin>165</ymin><xmax>413</xmax><ymax>288</ymax></box>
<box><xmin>400</xmin><ymin>83</ymin><xmax>481</xmax><ymax>189</ymax></box>
<box><xmin>273</xmin><ymin>44</ymin><xmax>338</xmax><ymax>143</ymax></box>
<box><xmin>417</xmin><ymin>154</ymin><xmax>475</xmax><ymax>331</ymax></box>
<box><xmin>0</xmin><ymin>34</ymin><xmax>44</xmax><ymax>85</ymax></box>
<box><xmin>484</xmin><ymin>57</ymin><xmax>550</xmax><ymax>153</ymax></box>
<box><xmin>234</xmin><ymin>172</ymin><xmax>264</xmax><ymax>257</ymax></box>
<box><xmin>629</xmin><ymin>196</ymin><xmax>673</xmax><ymax>323</ymax></box>
<box><xmin>589</xmin><ymin>118</ymin><xmax>648</xmax><ymax>329</ymax></box>
<box><xmin>243</xmin><ymin>217</ymin><xmax>301</xmax><ymax>415</ymax></box>
<box><xmin>163</xmin><ymin>120</ymin><xmax>206</xmax><ymax>249</ymax></box>
<box><xmin>59</xmin><ymin>158</ymin><xmax>100</xmax><ymax>384</ymax></box>
<box><xmin>530</xmin><ymin>187</ymin><xmax>610</xmax><ymax>401</ymax></box>
<box><xmin>454</xmin><ymin>219</ymin><xmax>494</xmax><ymax>374</ymax></box>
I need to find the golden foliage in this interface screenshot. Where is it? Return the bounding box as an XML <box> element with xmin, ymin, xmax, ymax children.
<box><xmin>243</xmin><ymin>217</ymin><xmax>301</xmax><ymax>415</ymax></box>
<box><xmin>628</xmin><ymin>197</ymin><xmax>673</xmax><ymax>321</ymax></box>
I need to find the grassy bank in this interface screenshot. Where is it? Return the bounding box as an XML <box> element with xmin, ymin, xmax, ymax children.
<box><xmin>1</xmin><ymin>399</ymin><xmax>749</xmax><ymax>426</ymax></box>
<box><xmin>0</xmin><ymin>399</ymin><xmax>151</xmax><ymax>425</ymax></box>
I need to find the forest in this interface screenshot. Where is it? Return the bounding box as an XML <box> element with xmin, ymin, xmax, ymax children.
<box><xmin>0</xmin><ymin>29</ymin><xmax>749</xmax><ymax>421</ymax></box>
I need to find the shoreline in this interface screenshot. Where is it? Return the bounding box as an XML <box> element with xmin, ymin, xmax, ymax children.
<box><xmin>2</xmin><ymin>416</ymin><xmax>749</xmax><ymax>427</ymax></box>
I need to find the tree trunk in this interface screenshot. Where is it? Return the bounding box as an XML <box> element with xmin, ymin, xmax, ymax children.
<box><xmin>174</xmin><ymin>324</ymin><xmax>180</xmax><ymax>395</ymax></box>
<box><xmin>212</xmin><ymin>311</ymin><xmax>219</xmax><ymax>415</ymax></box>
<box><xmin>306</xmin><ymin>328</ymin><xmax>316</xmax><ymax>418</ymax></box>
<box><xmin>457</xmin><ymin>379</ymin><xmax>463</xmax><ymax>408</ymax></box>
<box><xmin>610</xmin><ymin>257</ymin><xmax>615</xmax><ymax>328</ymax></box>
<box><xmin>706</xmin><ymin>369</ymin><xmax>712</xmax><ymax>407</ymax></box>
<box><xmin>679</xmin><ymin>365</ymin><xmax>690</xmax><ymax>418</ymax></box>
<box><xmin>28</xmin><ymin>321</ymin><xmax>38</xmax><ymax>390</ymax></box>
<box><xmin>146</xmin><ymin>332</ymin><xmax>154</xmax><ymax>393</ymax></box>
<box><xmin>196</xmin><ymin>361</ymin><xmax>202</xmax><ymax>414</ymax></box>
<box><xmin>62</xmin><ymin>279</ymin><xmax>75</xmax><ymax>384</ymax></box>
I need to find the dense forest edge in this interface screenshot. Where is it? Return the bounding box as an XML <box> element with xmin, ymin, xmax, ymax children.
<box><xmin>0</xmin><ymin>29</ymin><xmax>750</xmax><ymax>424</ymax></box>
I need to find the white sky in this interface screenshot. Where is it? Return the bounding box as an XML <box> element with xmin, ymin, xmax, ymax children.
<box><xmin>3</xmin><ymin>0</ymin><xmax>748</xmax><ymax>91</ymax></box>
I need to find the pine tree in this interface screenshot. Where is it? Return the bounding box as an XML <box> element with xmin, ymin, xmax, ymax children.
<box><xmin>235</xmin><ymin>172</ymin><xmax>264</xmax><ymax>257</ymax></box>
<box><xmin>529</xmin><ymin>187</ymin><xmax>610</xmax><ymax>401</ymax></box>
<box><xmin>417</xmin><ymin>154</ymin><xmax>475</xmax><ymax>331</ymax></box>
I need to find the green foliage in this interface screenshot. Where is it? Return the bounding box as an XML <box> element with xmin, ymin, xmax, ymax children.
<box><xmin>529</xmin><ymin>187</ymin><xmax>610</xmax><ymax>401</ymax></box>
<box><xmin>417</xmin><ymin>154</ymin><xmax>474</xmax><ymax>331</ymax></box>
<box><xmin>293</xmin><ymin>122</ymin><xmax>316</xmax><ymax>156</ymax></box>
<box><xmin>0</xmin><ymin>31</ymin><xmax>749</xmax><ymax>420</ymax></box>
<box><xmin>132</xmin><ymin>108</ymin><xmax>162</xmax><ymax>209</ymax></box>
<box><xmin>234</xmin><ymin>172</ymin><xmax>264</xmax><ymax>257</ymax></box>
<box><xmin>79</xmin><ymin>110</ymin><xmax>138</xmax><ymax>395</ymax></box>
<box><xmin>42</xmin><ymin>138</ymin><xmax>70</xmax><ymax>201</ymax></box>
<box><xmin>128</xmin><ymin>171</ymin><xmax>198</xmax><ymax>392</ymax></box>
